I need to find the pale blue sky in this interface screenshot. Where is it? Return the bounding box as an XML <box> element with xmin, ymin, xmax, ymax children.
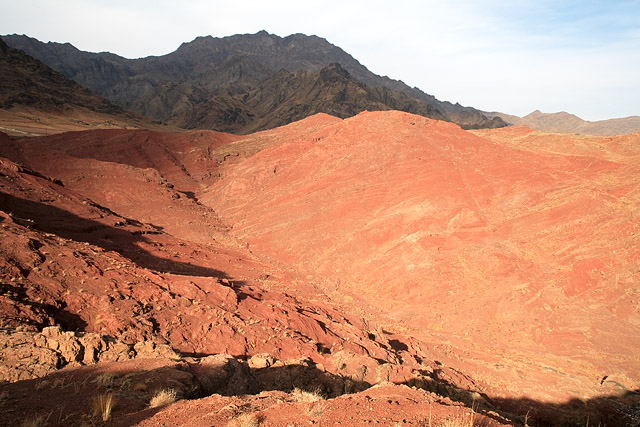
<box><xmin>1</xmin><ymin>0</ymin><xmax>639</xmax><ymax>120</ymax></box>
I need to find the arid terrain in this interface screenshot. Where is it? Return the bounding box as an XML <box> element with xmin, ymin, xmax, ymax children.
<box><xmin>1</xmin><ymin>31</ymin><xmax>639</xmax><ymax>427</ymax></box>
<box><xmin>203</xmin><ymin>111</ymin><xmax>640</xmax><ymax>399</ymax></box>
<box><xmin>1</xmin><ymin>112</ymin><xmax>639</xmax><ymax>426</ymax></box>
<box><xmin>0</xmin><ymin>124</ymin><xmax>515</xmax><ymax>426</ymax></box>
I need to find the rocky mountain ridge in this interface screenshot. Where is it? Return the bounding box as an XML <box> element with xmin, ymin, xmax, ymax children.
<box><xmin>1</xmin><ymin>32</ymin><xmax>507</xmax><ymax>132</ymax></box>
<box><xmin>0</xmin><ymin>38</ymin><xmax>161</xmax><ymax>136</ymax></box>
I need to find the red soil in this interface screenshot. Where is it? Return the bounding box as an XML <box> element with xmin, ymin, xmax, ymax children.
<box><xmin>1</xmin><ymin>111</ymin><xmax>638</xmax><ymax>425</ymax></box>
<box><xmin>204</xmin><ymin>111</ymin><xmax>640</xmax><ymax>402</ymax></box>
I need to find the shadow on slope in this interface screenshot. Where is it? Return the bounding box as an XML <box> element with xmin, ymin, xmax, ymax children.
<box><xmin>0</xmin><ymin>356</ymin><xmax>371</xmax><ymax>426</ymax></box>
<box><xmin>0</xmin><ymin>193</ymin><xmax>228</xmax><ymax>278</ymax></box>
<box><xmin>5</xmin><ymin>352</ymin><xmax>635</xmax><ymax>426</ymax></box>
<box><xmin>405</xmin><ymin>367</ymin><xmax>640</xmax><ymax>426</ymax></box>
<box><xmin>0</xmin><ymin>355</ymin><xmax>516</xmax><ymax>426</ymax></box>
<box><xmin>0</xmin><ymin>280</ymin><xmax>88</xmax><ymax>331</ymax></box>
<box><xmin>491</xmin><ymin>391</ymin><xmax>640</xmax><ymax>427</ymax></box>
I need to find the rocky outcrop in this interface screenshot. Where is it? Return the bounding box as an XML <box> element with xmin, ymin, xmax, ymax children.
<box><xmin>0</xmin><ymin>38</ymin><xmax>154</xmax><ymax>136</ymax></box>
<box><xmin>0</xmin><ymin>326</ymin><xmax>178</xmax><ymax>382</ymax></box>
<box><xmin>160</xmin><ymin>63</ymin><xmax>450</xmax><ymax>134</ymax></box>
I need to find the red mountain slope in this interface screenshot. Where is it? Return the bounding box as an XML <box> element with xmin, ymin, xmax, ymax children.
<box><xmin>204</xmin><ymin>111</ymin><xmax>640</xmax><ymax>401</ymax></box>
<box><xmin>1</xmin><ymin>128</ymin><xmax>517</xmax><ymax>425</ymax></box>
<box><xmin>1</xmin><ymin>114</ymin><xmax>638</xmax><ymax>424</ymax></box>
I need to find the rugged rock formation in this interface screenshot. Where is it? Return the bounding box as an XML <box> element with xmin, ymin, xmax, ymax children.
<box><xmin>2</xmin><ymin>32</ymin><xmax>507</xmax><ymax>132</ymax></box>
<box><xmin>0</xmin><ymin>39</ymin><xmax>121</xmax><ymax>115</ymax></box>
<box><xmin>0</xmin><ymin>326</ymin><xmax>178</xmax><ymax>382</ymax></box>
<box><xmin>138</xmin><ymin>63</ymin><xmax>449</xmax><ymax>134</ymax></box>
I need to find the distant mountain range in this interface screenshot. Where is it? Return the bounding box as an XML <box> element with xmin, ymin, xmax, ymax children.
<box><xmin>487</xmin><ymin>110</ymin><xmax>640</xmax><ymax>136</ymax></box>
<box><xmin>0</xmin><ymin>38</ymin><xmax>160</xmax><ymax>135</ymax></box>
<box><xmin>0</xmin><ymin>38</ymin><xmax>124</xmax><ymax>116</ymax></box>
<box><xmin>1</xmin><ymin>31</ymin><xmax>506</xmax><ymax>133</ymax></box>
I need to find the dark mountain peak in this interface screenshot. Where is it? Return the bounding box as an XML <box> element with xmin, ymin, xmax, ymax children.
<box><xmin>1</xmin><ymin>32</ymin><xmax>507</xmax><ymax>131</ymax></box>
<box><xmin>209</xmin><ymin>54</ymin><xmax>273</xmax><ymax>85</ymax></box>
<box><xmin>3</xmin><ymin>33</ymin><xmax>40</xmax><ymax>45</ymax></box>
<box><xmin>282</xmin><ymin>32</ymin><xmax>332</xmax><ymax>47</ymax></box>
<box><xmin>4</xmin><ymin>34</ymin><xmax>80</xmax><ymax>55</ymax></box>
<box><xmin>219</xmin><ymin>53</ymin><xmax>258</xmax><ymax>68</ymax></box>
<box><xmin>169</xmin><ymin>31</ymin><xmax>357</xmax><ymax>74</ymax></box>
<box><xmin>319</xmin><ymin>63</ymin><xmax>351</xmax><ymax>82</ymax></box>
<box><xmin>254</xmin><ymin>29</ymin><xmax>273</xmax><ymax>38</ymax></box>
<box><xmin>179</xmin><ymin>35</ymin><xmax>213</xmax><ymax>47</ymax></box>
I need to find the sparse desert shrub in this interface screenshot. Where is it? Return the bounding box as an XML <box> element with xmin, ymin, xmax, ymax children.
<box><xmin>292</xmin><ymin>386</ymin><xmax>324</xmax><ymax>402</ymax></box>
<box><xmin>92</xmin><ymin>393</ymin><xmax>115</xmax><ymax>422</ymax></box>
<box><xmin>34</xmin><ymin>380</ymin><xmax>50</xmax><ymax>391</ymax></box>
<box><xmin>149</xmin><ymin>388</ymin><xmax>177</xmax><ymax>408</ymax></box>
<box><xmin>440</xmin><ymin>407</ymin><xmax>474</xmax><ymax>427</ymax></box>
<box><xmin>441</xmin><ymin>417</ymin><xmax>470</xmax><ymax>427</ymax></box>
<box><xmin>49</xmin><ymin>376</ymin><xmax>72</xmax><ymax>389</ymax></box>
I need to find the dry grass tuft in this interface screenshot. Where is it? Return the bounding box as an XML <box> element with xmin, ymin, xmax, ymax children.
<box><xmin>92</xmin><ymin>393</ymin><xmax>116</xmax><ymax>422</ymax></box>
<box><xmin>292</xmin><ymin>386</ymin><xmax>324</xmax><ymax>402</ymax></box>
<box><xmin>49</xmin><ymin>377</ymin><xmax>71</xmax><ymax>389</ymax></box>
<box><xmin>441</xmin><ymin>406</ymin><xmax>475</xmax><ymax>427</ymax></box>
<box><xmin>0</xmin><ymin>390</ymin><xmax>9</xmax><ymax>408</ymax></box>
<box><xmin>149</xmin><ymin>388</ymin><xmax>177</xmax><ymax>408</ymax></box>
<box><xmin>34</xmin><ymin>380</ymin><xmax>51</xmax><ymax>391</ymax></box>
